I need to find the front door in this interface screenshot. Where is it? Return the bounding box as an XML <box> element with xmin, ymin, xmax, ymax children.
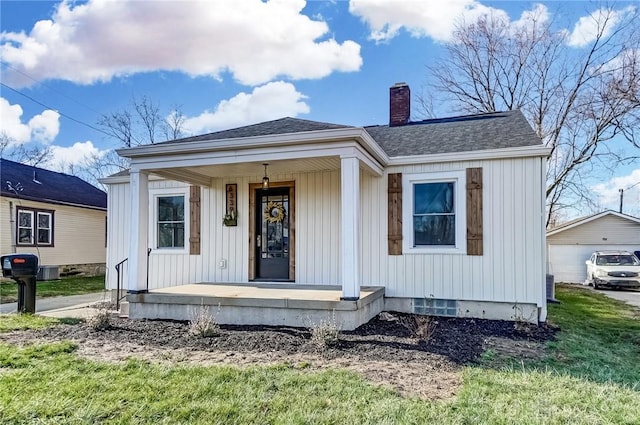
<box><xmin>252</xmin><ymin>184</ymin><xmax>294</xmax><ymax>280</ymax></box>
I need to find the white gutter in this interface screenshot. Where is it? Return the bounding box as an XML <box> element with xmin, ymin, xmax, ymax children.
<box><xmin>388</xmin><ymin>145</ymin><xmax>551</xmax><ymax>166</ymax></box>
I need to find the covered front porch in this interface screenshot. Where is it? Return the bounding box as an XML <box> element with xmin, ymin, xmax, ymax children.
<box><xmin>126</xmin><ymin>283</ymin><xmax>385</xmax><ymax>330</ymax></box>
<box><xmin>102</xmin><ymin>121</ymin><xmax>394</xmax><ymax>328</ymax></box>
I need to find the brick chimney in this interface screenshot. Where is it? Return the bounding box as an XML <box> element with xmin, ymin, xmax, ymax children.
<box><xmin>389</xmin><ymin>82</ymin><xmax>410</xmax><ymax>126</ymax></box>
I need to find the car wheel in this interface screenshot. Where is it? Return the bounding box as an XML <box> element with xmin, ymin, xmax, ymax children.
<box><xmin>593</xmin><ymin>276</ymin><xmax>600</xmax><ymax>289</ymax></box>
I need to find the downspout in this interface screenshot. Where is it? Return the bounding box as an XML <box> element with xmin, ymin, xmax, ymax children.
<box><xmin>9</xmin><ymin>201</ymin><xmax>16</xmax><ymax>253</ymax></box>
<box><xmin>540</xmin><ymin>157</ymin><xmax>548</xmax><ymax>322</ymax></box>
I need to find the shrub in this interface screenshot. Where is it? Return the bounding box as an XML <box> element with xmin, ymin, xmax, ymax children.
<box><xmin>398</xmin><ymin>314</ymin><xmax>436</xmax><ymax>343</ymax></box>
<box><xmin>86</xmin><ymin>306</ymin><xmax>113</xmax><ymax>331</ymax></box>
<box><xmin>309</xmin><ymin>310</ymin><xmax>341</xmax><ymax>351</ymax></box>
<box><xmin>188</xmin><ymin>303</ymin><xmax>220</xmax><ymax>338</ymax></box>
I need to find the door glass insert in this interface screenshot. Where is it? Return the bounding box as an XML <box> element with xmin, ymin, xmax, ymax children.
<box><xmin>255</xmin><ymin>186</ymin><xmax>291</xmax><ymax>280</ymax></box>
<box><xmin>261</xmin><ymin>193</ymin><xmax>289</xmax><ymax>259</ymax></box>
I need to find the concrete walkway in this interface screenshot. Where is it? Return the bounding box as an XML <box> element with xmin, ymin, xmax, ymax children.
<box><xmin>0</xmin><ymin>292</ymin><xmax>110</xmax><ymax>318</ymax></box>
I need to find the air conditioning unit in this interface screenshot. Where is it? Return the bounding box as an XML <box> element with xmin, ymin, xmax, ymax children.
<box><xmin>37</xmin><ymin>265</ymin><xmax>60</xmax><ymax>281</ymax></box>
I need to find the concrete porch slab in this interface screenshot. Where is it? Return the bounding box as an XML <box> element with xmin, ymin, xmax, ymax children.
<box><xmin>126</xmin><ymin>283</ymin><xmax>385</xmax><ymax>331</ymax></box>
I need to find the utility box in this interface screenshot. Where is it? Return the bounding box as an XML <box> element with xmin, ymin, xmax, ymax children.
<box><xmin>37</xmin><ymin>265</ymin><xmax>60</xmax><ymax>281</ymax></box>
<box><xmin>1</xmin><ymin>254</ymin><xmax>39</xmax><ymax>314</ymax></box>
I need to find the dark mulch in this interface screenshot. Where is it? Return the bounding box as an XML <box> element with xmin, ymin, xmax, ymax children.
<box><xmin>10</xmin><ymin>312</ymin><xmax>557</xmax><ymax>365</ymax></box>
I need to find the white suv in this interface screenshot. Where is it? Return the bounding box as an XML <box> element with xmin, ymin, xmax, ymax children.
<box><xmin>586</xmin><ymin>251</ymin><xmax>640</xmax><ymax>289</ymax></box>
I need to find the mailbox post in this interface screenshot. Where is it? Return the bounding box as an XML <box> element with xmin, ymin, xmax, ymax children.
<box><xmin>1</xmin><ymin>254</ymin><xmax>39</xmax><ymax>314</ymax></box>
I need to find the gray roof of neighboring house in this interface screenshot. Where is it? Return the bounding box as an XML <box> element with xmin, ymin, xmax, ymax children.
<box><xmin>0</xmin><ymin>158</ymin><xmax>107</xmax><ymax>209</ymax></box>
<box><xmin>161</xmin><ymin>110</ymin><xmax>540</xmax><ymax>157</ymax></box>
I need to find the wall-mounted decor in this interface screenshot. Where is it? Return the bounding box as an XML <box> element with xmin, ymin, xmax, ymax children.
<box><xmin>224</xmin><ymin>184</ymin><xmax>238</xmax><ymax>226</ymax></box>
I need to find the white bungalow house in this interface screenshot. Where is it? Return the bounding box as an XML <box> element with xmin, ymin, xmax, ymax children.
<box><xmin>102</xmin><ymin>83</ymin><xmax>550</xmax><ymax>328</ymax></box>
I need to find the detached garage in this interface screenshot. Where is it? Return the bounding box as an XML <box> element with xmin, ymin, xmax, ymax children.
<box><xmin>547</xmin><ymin>210</ymin><xmax>640</xmax><ymax>283</ymax></box>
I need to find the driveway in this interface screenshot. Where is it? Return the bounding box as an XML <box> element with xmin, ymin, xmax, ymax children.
<box><xmin>594</xmin><ymin>288</ymin><xmax>640</xmax><ymax>309</ymax></box>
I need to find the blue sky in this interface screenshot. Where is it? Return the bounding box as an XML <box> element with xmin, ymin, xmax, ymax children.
<box><xmin>1</xmin><ymin>0</ymin><xmax>638</xmax><ymax>216</ymax></box>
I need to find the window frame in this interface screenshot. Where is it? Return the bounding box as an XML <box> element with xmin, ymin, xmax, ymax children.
<box><xmin>36</xmin><ymin>211</ymin><xmax>53</xmax><ymax>245</ymax></box>
<box><xmin>402</xmin><ymin>170</ymin><xmax>466</xmax><ymax>255</ymax></box>
<box><xmin>149</xmin><ymin>188</ymin><xmax>189</xmax><ymax>254</ymax></box>
<box><xmin>15</xmin><ymin>206</ymin><xmax>55</xmax><ymax>247</ymax></box>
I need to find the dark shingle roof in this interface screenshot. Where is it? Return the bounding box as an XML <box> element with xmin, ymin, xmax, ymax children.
<box><xmin>0</xmin><ymin>159</ymin><xmax>107</xmax><ymax>209</ymax></box>
<box><xmin>365</xmin><ymin>110</ymin><xmax>541</xmax><ymax>157</ymax></box>
<box><xmin>133</xmin><ymin>110</ymin><xmax>541</xmax><ymax>159</ymax></box>
<box><xmin>165</xmin><ymin>117</ymin><xmax>353</xmax><ymax>144</ymax></box>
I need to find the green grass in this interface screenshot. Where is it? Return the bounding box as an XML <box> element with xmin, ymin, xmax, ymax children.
<box><xmin>0</xmin><ymin>284</ymin><xmax>639</xmax><ymax>424</ymax></box>
<box><xmin>0</xmin><ymin>314</ymin><xmax>62</xmax><ymax>332</ymax></box>
<box><xmin>0</xmin><ymin>275</ymin><xmax>105</xmax><ymax>304</ymax></box>
<box><xmin>539</xmin><ymin>284</ymin><xmax>640</xmax><ymax>388</ymax></box>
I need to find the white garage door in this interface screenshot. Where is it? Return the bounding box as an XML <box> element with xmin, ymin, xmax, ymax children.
<box><xmin>548</xmin><ymin>244</ymin><xmax>639</xmax><ymax>283</ymax></box>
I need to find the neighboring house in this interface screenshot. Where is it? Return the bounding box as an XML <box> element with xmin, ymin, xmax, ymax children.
<box><xmin>547</xmin><ymin>210</ymin><xmax>640</xmax><ymax>283</ymax></box>
<box><xmin>102</xmin><ymin>83</ymin><xmax>550</xmax><ymax>323</ymax></box>
<box><xmin>0</xmin><ymin>158</ymin><xmax>107</xmax><ymax>277</ymax></box>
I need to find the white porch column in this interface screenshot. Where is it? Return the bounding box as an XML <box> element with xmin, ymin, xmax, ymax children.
<box><xmin>340</xmin><ymin>156</ymin><xmax>361</xmax><ymax>300</ymax></box>
<box><xmin>128</xmin><ymin>169</ymin><xmax>149</xmax><ymax>293</ymax></box>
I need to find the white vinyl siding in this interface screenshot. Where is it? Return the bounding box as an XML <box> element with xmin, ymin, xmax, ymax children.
<box><xmin>106</xmin><ymin>170</ymin><xmax>342</xmax><ymax>291</ymax></box>
<box><xmin>548</xmin><ymin>215</ymin><xmax>640</xmax><ymax>245</ymax></box>
<box><xmin>106</xmin><ymin>156</ymin><xmax>546</xmax><ymax>313</ymax></box>
<box><xmin>362</xmin><ymin>157</ymin><xmax>545</xmax><ymax>307</ymax></box>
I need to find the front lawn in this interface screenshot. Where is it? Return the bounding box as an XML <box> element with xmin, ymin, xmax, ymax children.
<box><xmin>0</xmin><ymin>275</ymin><xmax>105</xmax><ymax>304</ymax></box>
<box><xmin>0</xmin><ymin>284</ymin><xmax>638</xmax><ymax>424</ymax></box>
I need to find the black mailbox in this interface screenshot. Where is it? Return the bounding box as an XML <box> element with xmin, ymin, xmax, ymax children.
<box><xmin>1</xmin><ymin>253</ymin><xmax>39</xmax><ymax>314</ymax></box>
<box><xmin>2</xmin><ymin>254</ymin><xmax>39</xmax><ymax>279</ymax></box>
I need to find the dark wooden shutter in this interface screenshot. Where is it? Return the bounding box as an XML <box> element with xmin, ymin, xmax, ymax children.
<box><xmin>466</xmin><ymin>168</ymin><xmax>483</xmax><ymax>256</ymax></box>
<box><xmin>388</xmin><ymin>173</ymin><xmax>403</xmax><ymax>255</ymax></box>
<box><xmin>189</xmin><ymin>185</ymin><xmax>201</xmax><ymax>255</ymax></box>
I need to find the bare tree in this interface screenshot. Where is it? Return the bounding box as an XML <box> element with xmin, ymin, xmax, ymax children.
<box><xmin>0</xmin><ymin>132</ymin><xmax>53</xmax><ymax>166</ymax></box>
<box><xmin>88</xmin><ymin>96</ymin><xmax>187</xmax><ymax>186</ymax></box>
<box><xmin>163</xmin><ymin>105</ymin><xmax>186</xmax><ymax>141</ymax></box>
<box><xmin>97</xmin><ymin>96</ymin><xmax>186</xmax><ymax>147</ymax></box>
<box><xmin>422</xmin><ymin>5</ymin><xmax>640</xmax><ymax>226</ymax></box>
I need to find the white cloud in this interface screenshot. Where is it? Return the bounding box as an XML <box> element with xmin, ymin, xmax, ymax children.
<box><xmin>566</xmin><ymin>6</ymin><xmax>634</xmax><ymax>48</ymax></box>
<box><xmin>182</xmin><ymin>81</ymin><xmax>310</xmax><ymax>134</ymax></box>
<box><xmin>1</xmin><ymin>0</ymin><xmax>362</xmax><ymax>87</ymax></box>
<box><xmin>46</xmin><ymin>141</ymin><xmax>107</xmax><ymax>170</ymax></box>
<box><xmin>592</xmin><ymin>169</ymin><xmax>640</xmax><ymax>215</ymax></box>
<box><xmin>349</xmin><ymin>0</ymin><xmax>508</xmax><ymax>43</ymax></box>
<box><xmin>510</xmin><ymin>3</ymin><xmax>550</xmax><ymax>33</ymax></box>
<box><xmin>0</xmin><ymin>97</ymin><xmax>60</xmax><ymax>143</ymax></box>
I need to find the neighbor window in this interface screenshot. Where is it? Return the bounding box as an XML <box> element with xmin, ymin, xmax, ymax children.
<box><xmin>402</xmin><ymin>171</ymin><xmax>466</xmax><ymax>254</ymax></box>
<box><xmin>16</xmin><ymin>208</ymin><xmax>54</xmax><ymax>246</ymax></box>
<box><xmin>156</xmin><ymin>195</ymin><xmax>185</xmax><ymax>249</ymax></box>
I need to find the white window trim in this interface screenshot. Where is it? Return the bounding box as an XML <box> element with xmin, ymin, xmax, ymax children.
<box><xmin>17</xmin><ymin>210</ymin><xmax>34</xmax><ymax>245</ymax></box>
<box><xmin>37</xmin><ymin>211</ymin><xmax>52</xmax><ymax>245</ymax></box>
<box><xmin>149</xmin><ymin>187</ymin><xmax>190</xmax><ymax>254</ymax></box>
<box><xmin>402</xmin><ymin>170</ymin><xmax>467</xmax><ymax>255</ymax></box>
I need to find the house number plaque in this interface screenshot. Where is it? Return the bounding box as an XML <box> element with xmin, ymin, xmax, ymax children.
<box><xmin>224</xmin><ymin>184</ymin><xmax>237</xmax><ymax>226</ymax></box>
